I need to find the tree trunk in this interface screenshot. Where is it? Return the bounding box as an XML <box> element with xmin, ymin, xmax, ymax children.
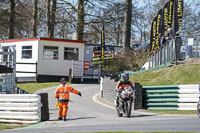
<box><xmin>8</xmin><ymin>0</ymin><xmax>15</xmax><ymax>39</ymax></box>
<box><xmin>122</xmin><ymin>0</ymin><xmax>132</xmax><ymax>53</ymax></box>
<box><xmin>76</xmin><ymin>0</ymin><xmax>85</xmax><ymax>41</ymax></box>
<box><xmin>143</xmin><ymin>28</ymin><xmax>146</xmax><ymax>43</ymax></box>
<box><xmin>32</xmin><ymin>0</ymin><xmax>38</xmax><ymax>37</ymax></box>
<box><xmin>140</xmin><ymin>29</ymin><xmax>142</xmax><ymax>44</ymax></box>
<box><xmin>46</xmin><ymin>0</ymin><xmax>51</xmax><ymax>37</ymax></box>
<box><xmin>50</xmin><ymin>0</ymin><xmax>56</xmax><ymax>38</ymax></box>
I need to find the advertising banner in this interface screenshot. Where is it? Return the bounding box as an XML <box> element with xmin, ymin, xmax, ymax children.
<box><xmin>174</xmin><ymin>0</ymin><xmax>184</xmax><ymax>36</ymax></box>
<box><xmin>162</xmin><ymin>2</ymin><xmax>170</xmax><ymax>35</ymax></box>
<box><xmin>168</xmin><ymin>0</ymin><xmax>174</xmax><ymax>28</ymax></box>
<box><xmin>155</xmin><ymin>9</ymin><xmax>163</xmax><ymax>50</ymax></box>
<box><xmin>101</xmin><ymin>24</ymin><xmax>105</xmax><ymax>60</ymax></box>
<box><xmin>150</xmin><ymin>17</ymin><xmax>157</xmax><ymax>54</ymax></box>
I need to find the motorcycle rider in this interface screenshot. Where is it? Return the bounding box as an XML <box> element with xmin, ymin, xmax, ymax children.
<box><xmin>55</xmin><ymin>78</ymin><xmax>82</xmax><ymax>121</ymax></box>
<box><xmin>115</xmin><ymin>74</ymin><xmax>135</xmax><ymax>109</ymax></box>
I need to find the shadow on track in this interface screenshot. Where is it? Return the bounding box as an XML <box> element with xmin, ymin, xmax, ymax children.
<box><xmin>48</xmin><ymin>116</ymin><xmax>98</xmax><ymax>121</ymax></box>
<box><xmin>130</xmin><ymin>114</ymin><xmax>155</xmax><ymax>118</ymax></box>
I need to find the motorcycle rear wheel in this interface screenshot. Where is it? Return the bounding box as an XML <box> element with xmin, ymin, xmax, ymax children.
<box><xmin>197</xmin><ymin>102</ymin><xmax>200</xmax><ymax>118</ymax></box>
<box><xmin>125</xmin><ymin>102</ymin><xmax>132</xmax><ymax>118</ymax></box>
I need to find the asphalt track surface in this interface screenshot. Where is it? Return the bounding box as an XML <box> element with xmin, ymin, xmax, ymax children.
<box><xmin>1</xmin><ymin>84</ymin><xmax>200</xmax><ymax>133</ymax></box>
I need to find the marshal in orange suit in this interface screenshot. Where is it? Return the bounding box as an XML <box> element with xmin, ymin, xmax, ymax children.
<box><xmin>55</xmin><ymin>78</ymin><xmax>81</xmax><ymax>121</ymax></box>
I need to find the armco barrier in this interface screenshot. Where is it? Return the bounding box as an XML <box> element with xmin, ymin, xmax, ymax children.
<box><xmin>0</xmin><ymin>94</ymin><xmax>41</xmax><ymax>123</ymax></box>
<box><xmin>143</xmin><ymin>84</ymin><xmax>199</xmax><ymax>110</ymax></box>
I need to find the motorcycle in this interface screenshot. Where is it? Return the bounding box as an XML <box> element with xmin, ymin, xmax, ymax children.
<box><xmin>116</xmin><ymin>86</ymin><xmax>135</xmax><ymax>118</ymax></box>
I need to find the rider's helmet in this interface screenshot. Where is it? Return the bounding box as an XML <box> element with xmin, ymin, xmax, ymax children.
<box><xmin>123</xmin><ymin>74</ymin><xmax>129</xmax><ymax>82</ymax></box>
<box><xmin>60</xmin><ymin>77</ymin><xmax>67</xmax><ymax>83</ymax></box>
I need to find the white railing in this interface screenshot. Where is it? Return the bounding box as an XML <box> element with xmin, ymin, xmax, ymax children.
<box><xmin>0</xmin><ymin>94</ymin><xmax>41</xmax><ymax>123</ymax></box>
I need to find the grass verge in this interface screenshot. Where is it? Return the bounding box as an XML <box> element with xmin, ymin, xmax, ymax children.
<box><xmin>130</xmin><ymin>64</ymin><xmax>200</xmax><ymax>86</ymax></box>
<box><xmin>17</xmin><ymin>82</ymin><xmax>60</xmax><ymax>93</ymax></box>
<box><xmin>0</xmin><ymin>124</ymin><xmax>25</xmax><ymax>130</ymax></box>
<box><xmin>146</xmin><ymin>110</ymin><xmax>197</xmax><ymax>115</ymax></box>
<box><xmin>94</xmin><ymin>132</ymin><xmax>198</xmax><ymax>133</ymax></box>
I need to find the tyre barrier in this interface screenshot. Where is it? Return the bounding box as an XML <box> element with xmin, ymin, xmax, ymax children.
<box><xmin>0</xmin><ymin>94</ymin><xmax>41</xmax><ymax>123</ymax></box>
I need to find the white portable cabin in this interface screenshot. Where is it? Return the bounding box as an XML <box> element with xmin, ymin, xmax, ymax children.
<box><xmin>0</xmin><ymin>38</ymin><xmax>85</xmax><ymax>82</ymax></box>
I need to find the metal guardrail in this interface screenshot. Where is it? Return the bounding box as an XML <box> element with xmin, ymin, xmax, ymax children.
<box><xmin>143</xmin><ymin>84</ymin><xmax>199</xmax><ymax>110</ymax></box>
<box><xmin>0</xmin><ymin>94</ymin><xmax>41</xmax><ymax>123</ymax></box>
<box><xmin>100</xmin><ymin>77</ymin><xmax>199</xmax><ymax>110</ymax></box>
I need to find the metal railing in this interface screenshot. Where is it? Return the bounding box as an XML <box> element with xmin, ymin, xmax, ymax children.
<box><xmin>72</xmin><ymin>60</ymin><xmax>101</xmax><ymax>82</ymax></box>
<box><xmin>0</xmin><ymin>46</ymin><xmax>16</xmax><ymax>94</ymax></box>
<box><xmin>149</xmin><ymin>35</ymin><xmax>200</xmax><ymax>68</ymax></box>
<box><xmin>149</xmin><ymin>38</ymin><xmax>176</xmax><ymax>68</ymax></box>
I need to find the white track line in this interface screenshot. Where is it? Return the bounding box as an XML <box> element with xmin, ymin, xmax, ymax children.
<box><xmin>92</xmin><ymin>93</ymin><xmax>115</xmax><ymax>110</ymax></box>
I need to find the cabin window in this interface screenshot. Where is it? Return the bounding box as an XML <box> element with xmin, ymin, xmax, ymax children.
<box><xmin>64</xmin><ymin>47</ymin><xmax>79</xmax><ymax>61</ymax></box>
<box><xmin>43</xmin><ymin>46</ymin><xmax>59</xmax><ymax>60</ymax></box>
<box><xmin>22</xmin><ymin>46</ymin><xmax>32</xmax><ymax>59</ymax></box>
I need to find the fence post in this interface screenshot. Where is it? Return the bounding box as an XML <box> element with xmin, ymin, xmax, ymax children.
<box><xmin>69</xmin><ymin>69</ymin><xmax>72</xmax><ymax>83</ymax></box>
<box><xmin>100</xmin><ymin>77</ymin><xmax>103</xmax><ymax>98</ymax></box>
<box><xmin>160</xmin><ymin>47</ymin><xmax>163</xmax><ymax>65</ymax></box>
<box><xmin>155</xmin><ymin>53</ymin><xmax>156</xmax><ymax>67</ymax></box>
<box><xmin>175</xmin><ymin>36</ymin><xmax>182</xmax><ymax>65</ymax></box>
<box><xmin>35</xmin><ymin>62</ymin><xmax>38</xmax><ymax>82</ymax></box>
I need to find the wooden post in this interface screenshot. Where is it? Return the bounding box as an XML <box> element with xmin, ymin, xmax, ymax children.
<box><xmin>35</xmin><ymin>62</ymin><xmax>38</xmax><ymax>82</ymax></box>
<box><xmin>69</xmin><ymin>69</ymin><xmax>72</xmax><ymax>83</ymax></box>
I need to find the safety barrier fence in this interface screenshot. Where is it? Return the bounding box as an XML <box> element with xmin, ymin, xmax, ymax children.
<box><xmin>143</xmin><ymin>84</ymin><xmax>199</xmax><ymax>110</ymax></box>
<box><xmin>0</xmin><ymin>94</ymin><xmax>41</xmax><ymax>123</ymax></box>
<box><xmin>100</xmin><ymin>77</ymin><xmax>199</xmax><ymax>110</ymax></box>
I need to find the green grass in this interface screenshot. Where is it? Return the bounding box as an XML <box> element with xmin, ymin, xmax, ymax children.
<box><xmin>17</xmin><ymin>82</ymin><xmax>60</xmax><ymax>93</ymax></box>
<box><xmin>0</xmin><ymin>124</ymin><xmax>24</xmax><ymax>130</ymax></box>
<box><xmin>130</xmin><ymin>64</ymin><xmax>200</xmax><ymax>86</ymax></box>
<box><xmin>146</xmin><ymin>110</ymin><xmax>197</xmax><ymax>115</ymax></box>
<box><xmin>93</xmin><ymin>132</ymin><xmax>198</xmax><ymax>133</ymax></box>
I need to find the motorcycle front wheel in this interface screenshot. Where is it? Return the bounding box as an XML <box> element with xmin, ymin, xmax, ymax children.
<box><xmin>117</xmin><ymin>109</ymin><xmax>123</xmax><ymax>117</ymax></box>
<box><xmin>197</xmin><ymin>102</ymin><xmax>200</xmax><ymax>118</ymax></box>
<box><xmin>125</xmin><ymin>102</ymin><xmax>132</xmax><ymax>118</ymax></box>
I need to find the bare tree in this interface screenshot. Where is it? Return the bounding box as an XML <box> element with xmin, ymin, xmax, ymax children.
<box><xmin>46</xmin><ymin>0</ymin><xmax>51</xmax><ymax>37</ymax></box>
<box><xmin>32</xmin><ymin>0</ymin><xmax>38</xmax><ymax>37</ymax></box>
<box><xmin>49</xmin><ymin>0</ymin><xmax>56</xmax><ymax>38</ymax></box>
<box><xmin>60</xmin><ymin>0</ymin><xmax>88</xmax><ymax>41</ymax></box>
<box><xmin>122</xmin><ymin>0</ymin><xmax>132</xmax><ymax>52</ymax></box>
<box><xmin>76</xmin><ymin>0</ymin><xmax>85</xmax><ymax>41</ymax></box>
<box><xmin>8</xmin><ymin>0</ymin><xmax>15</xmax><ymax>39</ymax></box>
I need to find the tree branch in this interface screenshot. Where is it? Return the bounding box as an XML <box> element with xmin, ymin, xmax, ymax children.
<box><xmin>58</xmin><ymin>0</ymin><xmax>77</xmax><ymax>12</ymax></box>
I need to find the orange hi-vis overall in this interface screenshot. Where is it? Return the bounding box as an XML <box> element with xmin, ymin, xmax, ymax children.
<box><xmin>55</xmin><ymin>85</ymin><xmax>79</xmax><ymax>117</ymax></box>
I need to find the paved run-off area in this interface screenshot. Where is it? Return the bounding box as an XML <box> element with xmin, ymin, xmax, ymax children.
<box><xmin>2</xmin><ymin>84</ymin><xmax>200</xmax><ymax>133</ymax></box>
